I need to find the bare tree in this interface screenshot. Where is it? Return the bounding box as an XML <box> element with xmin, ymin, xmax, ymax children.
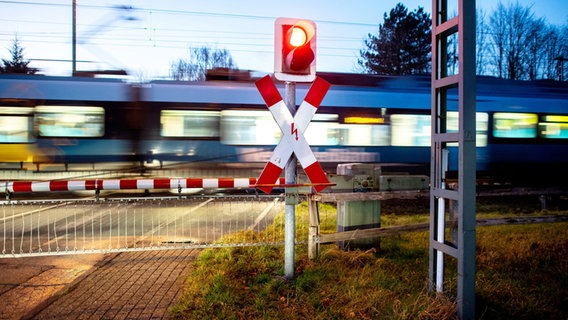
<box><xmin>488</xmin><ymin>4</ymin><xmax>506</xmax><ymax>78</ymax></box>
<box><xmin>170</xmin><ymin>45</ymin><xmax>237</xmax><ymax>81</ymax></box>
<box><xmin>540</xmin><ymin>26</ymin><xmax>563</xmax><ymax>80</ymax></box>
<box><xmin>526</xmin><ymin>17</ymin><xmax>549</xmax><ymax>80</ymax></box>
<box><xmin>476</xmin><ymin>9</ymin><xmax>490</xmax><ymax>76</ymax></box>
<box><xmin>488</xmin><ymin>2</ymin><xmax>545</xmax><ymax>80</ymax></box>
<box><xmin>485</xmin><ymin>2</ymin><xmax>568</xmax><ymax>80</ymax></box>
<box><xmin>540</xmin><ymin>25</ymin><xmax>568</xmax><ymax>79</ymax></box>
<box><xmin>558</xmin><ymin>25</ymin><xmax>568</xmax><ymax>81</ymax></box>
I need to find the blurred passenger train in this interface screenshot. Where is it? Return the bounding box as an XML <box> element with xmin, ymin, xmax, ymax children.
<box><xmin>0</xmin><ymin>72</ymin><xmax>567</xmax><ymax>185</ymax></box>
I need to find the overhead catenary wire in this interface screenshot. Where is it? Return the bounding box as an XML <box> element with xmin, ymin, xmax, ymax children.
<box><xmin>0</xmin><ymin>4</ymin><xmax>387</xmax><ymax>78</ymax></box>
<box><xmin>0</xmin><ymin>0</ymin><xmax>377</xmax><ymax>50</ymax></box>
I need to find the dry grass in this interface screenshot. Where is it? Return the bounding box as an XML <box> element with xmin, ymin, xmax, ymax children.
<box><xmin>172</xmin><ymin>199</ymin><xmax>568</xmax><ymax>319</ymax></box>
<box><xmin>475</xmin><ymin>223</ymin><xmax>568</xmax><ymax>319</ymax></box>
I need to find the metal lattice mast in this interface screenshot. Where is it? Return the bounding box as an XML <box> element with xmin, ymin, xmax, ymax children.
<box><xmin>429</xmin><ymin>0</ymin><xmax>476</xmax><ymax>319</ymax></box>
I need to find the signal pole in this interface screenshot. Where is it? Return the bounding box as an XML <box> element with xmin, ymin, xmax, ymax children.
<box><xmin>275</xmin><ymin>18</ymin><xmax>317</xmax><ymax>279</ymax></box>
<box><xmin>255</xmin><ymin>17</ymin><xmax>321</xmax><ymax>279</ymax></box>
<box><xmin>284</xmin><ymin>81</ymin><xmax>297</xmax><ymax>279</ymax></box>
<box><xmin>72</xmin><ymin>0</ymin><xmax>76</xmax><ymax>75</ymax></box>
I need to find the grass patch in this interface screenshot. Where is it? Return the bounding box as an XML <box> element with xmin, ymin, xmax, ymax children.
<box><xmin>172</xmin><ymin>199</ymin><xmax>568</xmax><ymax>319</ymax></box>
<box><xmin>476</xmin><ymin>224</ymin><xmax>568</xmax><ymax>319</ymax></box>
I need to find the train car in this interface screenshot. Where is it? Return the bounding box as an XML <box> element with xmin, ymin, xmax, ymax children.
<box><xmin>141</xmin><ymin>75</ymin><xmax>434</xmax><ymax>169</ymax></box>
<box><xmin>0</xmin><ymin>74</ymin><xmax>138</xmax><ymax>169</ymax></box>
<box><xmin>473</xmin><ymin>77</ymin><xmax>568</xmax><ymax>184</ymax></box>
<box><xmin>0</xmin><ymin>73</ymin><xmax>567</xmax><ymax>185</ymax></box>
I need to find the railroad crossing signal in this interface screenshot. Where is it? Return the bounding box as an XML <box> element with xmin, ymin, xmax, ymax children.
<box><xmin>274</xmin><ymin>18</ymin><xmax>317</xmax><ymax>82</ymax></box>
<box><xmin>255</xmin><ymin>75</ymin><xmax>331</xmax><ymax>194</ymax></box>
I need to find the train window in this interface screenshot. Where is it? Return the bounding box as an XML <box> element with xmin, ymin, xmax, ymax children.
<box><xmin>35</xmin><ymin>106</ymin><xmax>105</xmax><ymax>137</ymax></box>
<box><xmin>476</xmin><ymin>113</ymin><xmax>489</xmax><ymax>146</ymax></box>
<box><xmin>305</xmin><ymin>114</ymin><xmax>341</xmax><ymax>146</ymax></box>
<box><xmin>539</xmin><ymin>115</ymin><xmax>568</xmax><ymax>139</ymax></box>
<box><xmin>447</xmin><ymin>112</ymin><xmax>489</xmax><ymax>146</ymax></box>
<box><xmin>339</xmin><ymin>124</ymin><xmax>390</xmax><ymax>146</ymax></box>
<box><xmin>391</xmin><ymin>114</ymin><xmax>430</xmax><ymax>146</ymax></box>
<box><xmin>0</xmin><ymin>107</ymin><xmax>35</xmax><ymax>143</ymax></box>
<box><xmin>221</xmin><ymin>110</ymin><xmax>281</xmax><ymax>145</ymax></box>
<box><xmin>161</xmin><ymin>110</ymin><xmax>220</xmax><ymax>138</ymax></box>
<box><xmin>303</xmin><ymin>122</ymin><xmax>341</xmax><ymax>145</ymax></box>
<box><xmin>493</xmin><ymin>113</ymin><xmax>537</xmax><ymax>138</ymax></box>
<box><xmin>339</xmin><ymin>114</ymin><xmax>389</xmax><ymax>146</ymax></box>
<box><xmin>220</xmin><ymin>110</ymin><xmax>341</xmax><ymax>146</ymax></box>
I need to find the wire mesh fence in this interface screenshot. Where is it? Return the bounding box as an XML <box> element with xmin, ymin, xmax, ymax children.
<box><xmin>0</xmin><ymin>195</ymin><xmax>307</xmax><ymax>258</ymax></box>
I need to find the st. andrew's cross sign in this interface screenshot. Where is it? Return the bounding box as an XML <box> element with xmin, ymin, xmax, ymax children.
<box><xmin>254</xmin><ymin>75</ymin><xmax>331</xmax><ymax>194</ymax></box>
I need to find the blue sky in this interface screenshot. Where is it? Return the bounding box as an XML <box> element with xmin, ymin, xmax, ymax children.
<box><xmin>1</xmin><ymin>0</ymin><xmax>567</xmax><ymax>79</ymax></box>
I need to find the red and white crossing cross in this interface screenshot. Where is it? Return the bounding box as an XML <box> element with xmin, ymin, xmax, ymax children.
<box><xmin>254</xmin><ymin>75</ymin><xmax>331</xmax><ymax>194</ymax></box>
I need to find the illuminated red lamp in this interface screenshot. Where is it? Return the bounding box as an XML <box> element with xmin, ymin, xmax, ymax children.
<box><xmin>274</xmin><ymin>18</ymin><xmax>316</xmax><ymax>82</ymax></box>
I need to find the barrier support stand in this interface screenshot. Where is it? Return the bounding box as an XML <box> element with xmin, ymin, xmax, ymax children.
<box><xmin>308</xmin><ymin>194</ymin><xmax>320</xmax><ymax>260</ymax></box>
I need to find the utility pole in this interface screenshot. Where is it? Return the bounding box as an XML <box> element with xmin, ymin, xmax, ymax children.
<box><xmin>72</xmin><ymin>0</ymin><xmax>76</xmax><ymax>75</ymax></box>
<box><xmin>554</xmin><ymin>56</ymin><xmax>566</xmax><ymax>81</ymax></box>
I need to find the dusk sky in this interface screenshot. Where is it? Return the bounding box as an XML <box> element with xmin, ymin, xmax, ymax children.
<box><xmin>1</xmin><ymin>0</ymin><xmax>566</xmax><ymax>79</ymax></box>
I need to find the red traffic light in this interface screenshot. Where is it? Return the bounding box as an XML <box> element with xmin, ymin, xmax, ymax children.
<box><xmin>283</xmin><ymin>25</ymin><xmax>315</xmax><ymax>72</ymax></box>
<box><xmin>288</xmin><ymin>26</ymin><xmax>308</xmax><ymax>47</ymax></box>
<box><xmin>275</xmin><ymin>18</ymin><xmax>316</xmax><ymax>82</ymax></box>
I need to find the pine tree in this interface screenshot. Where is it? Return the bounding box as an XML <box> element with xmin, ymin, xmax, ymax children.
<box><xmin>0</xmin><ymin>37</ymin><xmax>38</xmax><ymax>74</ymax></box>
<box><xmin>358</xmin><ymin>3</ymin><xmax>431</xmax><ymax>75</ymax></box>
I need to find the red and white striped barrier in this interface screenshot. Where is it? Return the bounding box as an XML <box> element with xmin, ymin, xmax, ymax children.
<box><xmin>3</xmin><ymin>178</ymin><xmax>287</xmax><ymax>193</ymax></box>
